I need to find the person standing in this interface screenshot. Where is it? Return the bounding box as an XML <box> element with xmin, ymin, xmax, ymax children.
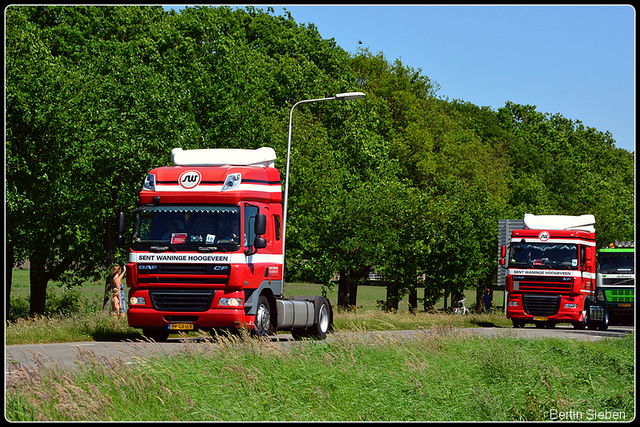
<box><xmin>483</xmin><ymin>288</ymin><xmax>493</xmax><ymax>314</ymax></box>
<box><xmin>109</xmin><ymin>265</ymin><xmax>126</xmax><ymax>317</ymax></box>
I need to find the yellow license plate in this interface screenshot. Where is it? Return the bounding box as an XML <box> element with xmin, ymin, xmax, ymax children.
<box><xmin>169</xmin><ymin>323</ymin><xmax>194</xmax><ymax>330</ymax></box>
<box><xmin>533</xmin><ymin>316</ymin><xmax>549</xmax><ymax>321</ymax></box>
<box><xmin>619</xmin><ymin>304</ymin><xmax>632</xmax><ymax>308</ymax></box>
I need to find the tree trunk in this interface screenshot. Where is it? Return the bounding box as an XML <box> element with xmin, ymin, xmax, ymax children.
<box><xmin>347</xmin><ymin>272</ymin><xmax>359</xmax><ymax>308</ymax></box>
<box><xmin>476</xmin><ymin>282</ymin><xmax>483</xmax><ymax>312</ymax></box>
<box><xmin>348</xmin><ymin>266</ymin><xmax>370</xmax><ymax>309</ymax></box>
<box><xmin>386</xmin><ymin>282</ymin><xmax>399</xmax><ymax>311</ymax></box>
<box><xmin>6</xmin><ymin>243</ymin><xmax>14</xmax><ymax>315</ymax></box>
<box><xmin>338</xmin><ymin>269</ymin><xmax>349</xmax><ymax>308</ymax></box>
<box><xmin>408</xmin><ymin>286</ymin><xmax>418</xmax><ymax>313</ymax></box>
<box><xmin>29</xmin><ymin>251</ymin><xmax>51</xmax><ymax>315</ymax></box>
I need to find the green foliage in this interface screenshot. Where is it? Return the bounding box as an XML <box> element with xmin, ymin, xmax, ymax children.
<box><xmin>6</xmin><ymin>5</ymin><xmax>634</xmax><ymax>314</ymax></box>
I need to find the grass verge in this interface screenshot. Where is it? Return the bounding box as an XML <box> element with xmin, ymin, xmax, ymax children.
<box><xmin>6</xmin><ymin>329</ymin><xmax>634</xmax><ymax>421</ymax></box>
<box><xmin>7</xmin><ymin>277</ymin><xmax>511</xmax><ymax>345</ymax></box>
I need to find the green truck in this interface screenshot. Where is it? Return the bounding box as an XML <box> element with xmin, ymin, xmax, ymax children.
<box><xmin>588</xmin><ymin>241</ymin><xmax>635</xmax><ymax>329</ymax></box>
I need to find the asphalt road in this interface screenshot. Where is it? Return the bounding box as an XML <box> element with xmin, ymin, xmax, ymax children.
<box><xmin>6</xmin><ymin>325</ymin><xmax>633</xmax><ymax>375</ymax></box>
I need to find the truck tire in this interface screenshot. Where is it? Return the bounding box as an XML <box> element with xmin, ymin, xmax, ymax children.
<box><xmin>599</xmin><ymin>307</ymin><xmax>610</xmax><ymax>330</ymax></box>
<box><xmin>253</xmin><ymin>295</ymin><xmax>275</xmax><ymax>337</ymax></box>
<box><xmin>143</xmin><ymin>328</ymin><xmax>170</xmax><ymax>342</ymax></box>
<box><xmin>291</xmin><ymin>297</ymin><xmax>332</xmax><ymax>340</ymax></box>
<box><xmin>512</xmin><ymin>320</ymin><xmax>525</xmax><ymax>328</ymax></box>
<box><xmin>573</xmin><ymin>307</ymin><xmax>587</xmax><ymax>330</ymax></box>
<box><xmin>308</xmin><ymin>297</ymin><xmax>332</xmax><ymax>340</ymax></box>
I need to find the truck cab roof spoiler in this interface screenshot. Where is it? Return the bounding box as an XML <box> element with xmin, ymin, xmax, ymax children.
<box><xmin>171</xmin><ymin>147</ymin><xmax>277</xmax><ymax>168</ymax></box>
<box><xmin>523</xmin><ymin>213</ymin><xmax>595</xmax><ymax>233</ymax></box>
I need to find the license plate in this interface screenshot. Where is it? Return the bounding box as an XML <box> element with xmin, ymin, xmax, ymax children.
<box><xmin>168</xmin><ymin>323</ymin><xmax>193</xmax><ymax>330</ymax></box>
<box><xmin>533</xmin><ymin>316</ymin><xmax>549</xmax><ymax>321</ymax></box>
<box><xmin>618</xmin><ymin>303</ymin><xmax>632</xmax><ymax>308</ymax></box>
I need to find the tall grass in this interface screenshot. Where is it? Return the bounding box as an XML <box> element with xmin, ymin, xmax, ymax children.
<box><xmin>6</xmin><ymin>276</ymin><xmax>511</xmax><ymax>345</ymax></box>
<box><xmin>6</xmin><ymin>329</ymin><xmax>634</xmax><ymax>421</ymax></box>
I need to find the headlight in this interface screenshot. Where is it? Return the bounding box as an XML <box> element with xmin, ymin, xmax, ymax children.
<box><xmin>508</xmin><ymin>301</ymin><xmax>519</xmax><ymax>307</ymax></box>
<box><xmin>143</xmin><ymin>173</ymin><xmax>156</xmax><ymax>191</ymax></box>
<box><xmin>129</xmin><ymin>297</ymin><xmax>147</xmax><ymax>305</ymax></box>
<box><xmin>564</xmin><ymin>303</ymin><xmax>578</xmax><ymax>309</ymax></box>
<box><xmin>222</xmin><ymin>173</ymin><xmax>242</xmax><ymax>191</ymax></box>
<box><xmin>219</xmin><ymin>297</ymin><xmax>243</xmax><ymax>307</ymax></box>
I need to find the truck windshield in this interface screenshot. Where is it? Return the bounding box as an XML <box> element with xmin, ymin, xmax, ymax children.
<box><xmin>509</xmin><ymin>243</ymin><xmax>578</xmax><ymax>269</ymax></box>
<box><xmin>598</xmin><ymin>252</ymin><xmax>635</xmax><ymax>274</ymax></box>
<box><xmin>133</xmin><ymin>205</ymin><xmax>241</xmax><ymax>246</ymax></box>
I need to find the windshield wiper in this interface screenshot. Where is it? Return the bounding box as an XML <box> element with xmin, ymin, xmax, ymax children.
<box><xmin>198</xmin><ymin>246</ymin><xmax>228</xmax><ymax>253</ymax></box>
<box><xmin>149</xmin><ymin>245</ymin><xmax>178</xmax><ymax>253</ymax></box>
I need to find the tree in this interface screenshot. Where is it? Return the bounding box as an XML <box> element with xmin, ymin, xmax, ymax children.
<box><xmin>6</xmin><ymin>6</ymin><xmax>197</xmax><ymax>313</ymax></box>
<box><xmin>6</xmin><ymin>5</ymin><xmax>359</xmax><ymax>314</ymax></box>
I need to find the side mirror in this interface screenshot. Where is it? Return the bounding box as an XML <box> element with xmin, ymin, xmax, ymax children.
<box><xmin>117</xmin><ymin>234</ymin><xmax>126</xmax><ymax>248</ymax></box>
<box><xmin>255</xmin><ymin>213</ymin><xmax>267</xmax><ymax>236</ymax></box>
<box><xmin>117</xmin><ymin>211</ymin><xmax>126</xmax><ymax>234</ymax></box>
<box><xmin>245</xmin><ymin>213</ymin><xmax>268</xmax><ymax>256</ymax></box>
<box><xmin>501</xmin><ymin>245</ymin><xmax>506</xmax><ymax>258</ymax></box>
<box><xmin>254</xmin><ymin>237</ymin><xmax>267</xmax><ymax>249</ymax></box>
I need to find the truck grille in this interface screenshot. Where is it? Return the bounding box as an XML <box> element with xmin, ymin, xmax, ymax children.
<box><xmin>605</xmin><ymin>289</ymin><xmax>634</xmax><ymax>303</ymax></box>
<box><xmin>149</xmin><ymin>289</ymin><xmax>215</xmax><ymax>312</ymax></box>
<box><xmin>522</xmin><ymin>295</ymin><xmax>560</xmax><ymax>316</ymax></box>
<box><xmin>513</xmin><ymin>275</ymin><xmax>573</xmax><ymax>292</ymax></box>
<box><xmin>138</xmin><ymin>264</ymin><xmax>230</xmax><ymax>285</ymax></box>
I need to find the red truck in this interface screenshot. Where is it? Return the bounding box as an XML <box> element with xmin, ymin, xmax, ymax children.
<box><xmin>116</xmin><ymin>147</ymin><xmax>332</xmax><ymax>341</ymax></box>
<box><xmin>499</xmin><ymin>214</ymin><xmax>597</xmax><ymax>329</ymax></box>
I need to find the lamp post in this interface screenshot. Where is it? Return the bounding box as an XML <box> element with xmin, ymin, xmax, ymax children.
<box><xmin>281</xmin><ymin>92</ymin><xmax>366</xmax><ymax>286</ymax></box>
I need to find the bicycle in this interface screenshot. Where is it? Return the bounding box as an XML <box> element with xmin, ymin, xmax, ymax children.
<box><xmin>453</xmin><ymin>298</ymin><xmax>470</xmax><ymax>315</ymax></box>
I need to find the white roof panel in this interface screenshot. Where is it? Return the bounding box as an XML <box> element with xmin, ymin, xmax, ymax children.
<box><xmin>523</xmin><ymin>214</ymin><xmax>595</xmax><ymax>233</ymax></box>
<box><xmin>171</xmin><ymin>147</ymin><xmax>277</xmax><ymax>167</ymax></box>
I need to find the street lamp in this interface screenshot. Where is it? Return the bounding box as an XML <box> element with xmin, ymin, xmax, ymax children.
<box><xmin>281</xmin><ymin>92</ymin><xmax>366</xmax><ymax>283</ymax></box>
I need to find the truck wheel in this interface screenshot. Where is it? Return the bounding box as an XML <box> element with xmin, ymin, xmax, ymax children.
<box><xmin>143</xmin><ymin>328</ymin><xmax>170</xmax><ymax>342</ymax></box>
<box><xmin>308</xmin><ymin>297</ymin><xmax>332</xmax><ymax>340</ymax></box>
<box><xmin>253</xmin><ymin>295</ymin><xmax>275</xmax><ymax>337</ymax></box>
<box><xmin>573</xmin><ymin>308</ymin><xmax>587</xmax><ymax>330</ymax></box>
<box><xmin>512</xmin><ymin>320</ymin><xmax>525</xmax><ymax>328</ymax></box>
<box><xmin>599</xmin><ymin>307</ymin><xmax>610</xmax><ymax>330</ymax></box>
<box><xmin>292</xmin><ymin>297</ymin><xmax>332</xmax><ymax>340</ymax></box>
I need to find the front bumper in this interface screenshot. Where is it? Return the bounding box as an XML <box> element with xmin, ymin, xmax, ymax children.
<box><xmin>506</xmin><ymin>293</ymin><xmax>585</xmax><ymax>323</ymax></box>
<box><xmin>127</xmin><ymin>306</ymin><xmax>255</xmax><ymax>329</ymax></box>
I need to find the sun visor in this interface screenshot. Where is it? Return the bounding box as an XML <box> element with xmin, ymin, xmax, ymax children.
<box><xmin>171</xmin><ymin>147</ymin><xmax>276</xmax><ymax>168</ymax></box>
<box><xmin>523</xmin><ymin>214</ymin><xmax>595</xmax><ymax>233</ymax></box>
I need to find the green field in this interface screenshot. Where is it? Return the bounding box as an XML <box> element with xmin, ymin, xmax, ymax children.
<box><xmin>9</xmin><ymin>268</ymin><xmax>504</xmax><ymax>313</ymax></box>
<box><xmin>7</xmin><ymin>268</ymin><xmax>511</xmax><ymax>345</ymax></box>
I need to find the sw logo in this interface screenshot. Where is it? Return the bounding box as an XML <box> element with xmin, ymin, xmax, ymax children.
<box><xmin>178</xmin><ymin>170</ymin><xmax>201</xmax><ymax>189</ymax></box>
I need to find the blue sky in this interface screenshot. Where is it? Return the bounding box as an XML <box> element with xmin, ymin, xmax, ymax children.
<box><xmin>166</xmin><ymin>5</ymin><xmax>635</xmax><ymax>153</ymax></box>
